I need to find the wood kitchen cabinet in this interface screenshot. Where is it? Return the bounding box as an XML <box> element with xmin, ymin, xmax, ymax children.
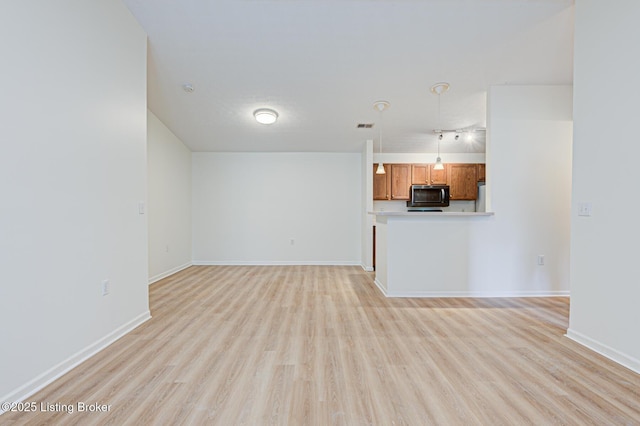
<box><xmin>429</xmin><ymin>164</ymin><xmax>448</xmax><ymax>185</ymax></box>
<box><xmin>448</xmin><ymin>164</ymin><xmax>478</xmax><ymax>200</ymax></box>
<box><xmin>373</xmin><ymin>163</ymin><xmax>411</xmax><ymax>200</ymax></box>
<box><xmin>411</xmin><ymin>164</ymin><xmax>429</xmax><ymax>185</ymax></box>
<box><xmin>373</xmin><ymin>164</ymin><xmax>391</xmax><ymax>200</ymax></box>
<box><xmin>376</xmin><ymin>162</ymin><xmax>485</xmax><ymax>201</ymax></box>
<box><xmin>390</xmin><ymin>164</ymin><xmax>411</xmax><ymax>200</ymax></box>
<box><xmin>411</xmin><ymin>164</ymin><xmax>448</xmax><ymax>185</ymax></box>
<box><xmin>477</xmin><ymin>163</ymin><xmax>486</xmax><ymax>182</ymax></box>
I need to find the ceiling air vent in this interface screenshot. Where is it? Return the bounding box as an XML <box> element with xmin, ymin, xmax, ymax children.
<box><xmin>357</xmin><ymin>123</ymin><xmax>374</xmax><ymax>129</ymax></box>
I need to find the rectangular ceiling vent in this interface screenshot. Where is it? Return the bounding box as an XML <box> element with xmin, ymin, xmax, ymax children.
<box><xmin>357</xmin><ymin>123</ymin><xmax>374</xmax><ymax>129</ymax></box>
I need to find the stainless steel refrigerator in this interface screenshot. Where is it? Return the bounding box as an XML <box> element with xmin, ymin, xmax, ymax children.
<box><xmin>476</xmin><ymin>182</ymin><xmax>486</xmax><ymax>212</ymax></box>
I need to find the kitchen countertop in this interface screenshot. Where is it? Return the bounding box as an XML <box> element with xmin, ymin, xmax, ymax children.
<box><xmin>369</xmin><ymin>211</ymin><xmax>494</xmax><ymax>217</ymax></box>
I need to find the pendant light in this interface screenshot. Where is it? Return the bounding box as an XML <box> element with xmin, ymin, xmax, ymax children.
<box><xmin>431</xmin><ymin>82</ymin><xmax>449</xmax><ymax>170</ymax></box>
<box><xmin>434</xmin><ymin>133</ymin><xmax>444</xmax><ymax>170</ymax></box>
<box><xmin>374</xmin><ymin>100</ymin><xmax>390</xmax><ymax>174</ymax></box>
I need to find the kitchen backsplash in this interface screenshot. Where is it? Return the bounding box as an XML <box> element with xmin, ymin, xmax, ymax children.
<box><xmin>373</xmin><ymin>200</ymin><xmax>477</xmax><ymax>213</ymax></box>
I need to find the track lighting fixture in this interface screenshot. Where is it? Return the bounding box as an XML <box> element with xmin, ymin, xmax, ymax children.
<box><xmin>432</xmin><ymin>128</ymin><xmax>486</xmax><ymax>140</ymax></box>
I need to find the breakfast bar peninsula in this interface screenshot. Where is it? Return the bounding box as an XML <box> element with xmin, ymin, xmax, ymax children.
<box><xmin>370</xmin><ymin>211</ymin><xmax>494</xmax><ymax>297</ymax></box>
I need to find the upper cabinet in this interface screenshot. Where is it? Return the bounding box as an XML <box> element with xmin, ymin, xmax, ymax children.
<box><xmin>411</xmin><ymin>164</ymin><xmax>448</xmax><ymax>185</ymax></box>
<box><xmin>375</xmin><ymin>162</ymin><xmax>484</xmax><ymax>201</ymax></box>
<box><xmin>429</xmin><ymin>164</ymin><xmax>448</xmax><ymax>185</ymax></box>
<box><xmin>390</xmin><ymin>164</ymin><xmax>411</xmax><ymax>200</ymax></box>
<box><xmin>373</xmin><ymin>164</ymin><xmax>390</xmax><ymax>200</ymax></box>
<box><xmin>411</xmin><ymin>164</ymin><xmax>429</xmax><ymax>185</ymax></box>
<box><xmin>373</xmin><ymin>164</ymin><xmax>412</xmax><ymax>200</ymax></box>
<box><xmin>448</xmin><ymin>164</ymin><xmax>478</xmax><ymax>200</ymax></box>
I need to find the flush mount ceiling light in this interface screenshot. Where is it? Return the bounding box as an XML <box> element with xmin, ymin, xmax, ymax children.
<box><xmin>253</xmin><ymin>108</ymin><xmax>279</xmax><ymax>125</ymax></box>
<box><xmin>373</xmin><ymin>101</ymin><xmax>390</xmax><ymax>175</ymax></box>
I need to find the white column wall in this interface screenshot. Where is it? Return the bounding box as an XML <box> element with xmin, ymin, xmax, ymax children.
<box><xmin>568</xmin><ymin>0</ymin><xmax>640</xmax><ymax>373</ymax></box>
<box><xmin>0</xmin><ymin>0</ymin><xmax>149</xmax><ymax>402</ymax></box>
<box><xmin>467</xmin><ymin>85</ymin><xmax>573</xmax><ymax>296</ymax></box>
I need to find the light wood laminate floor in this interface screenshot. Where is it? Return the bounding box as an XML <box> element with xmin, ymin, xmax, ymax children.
<box><xmin>3</xmin><ymin>265</ymin><xmax>640</xmax><ymax>425</ymax></box>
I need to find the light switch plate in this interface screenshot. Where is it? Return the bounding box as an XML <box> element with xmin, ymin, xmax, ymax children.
<box><xmin>102</xmin><ymin>279</ymin><xmax>110</xmax><ymax>296</ymax></box>
<box><xmin>578</xmin><ymin>202</ymin><xmax>592</xmax><ymax>217</ymax></box>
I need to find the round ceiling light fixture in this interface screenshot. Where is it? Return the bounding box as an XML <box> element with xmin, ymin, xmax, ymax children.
<box><xmin>253</xmin><ymin>108</ymin><xmax>279</xmax><ymax>125</ymax></box>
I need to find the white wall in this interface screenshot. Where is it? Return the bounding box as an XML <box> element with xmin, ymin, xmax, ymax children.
<box><xmin>192</xmin><ymin>152</ymin><xmax>362</xmax><ymax>264</ymax></box>
<box><xmin>147</xmin><ymin>111</ymin><xmax>192</xmax><ymax>283</ymax></box>
<box><xmin>467</xmin><ymin>85</ymin><xmax>573</xmax><ymax>295</ymax></box>
<box><xmin>0</xmin><ymin>0</ymin><xmax>149</xmax><ymax>403</ymax></box>
<box><xmin>568</xmin><ymin>0</ymin><xmax>640</xmax><ymax>373</ymax></box>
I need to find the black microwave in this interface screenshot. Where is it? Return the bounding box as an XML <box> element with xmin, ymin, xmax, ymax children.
<box><xmin>406</xmin><ymin>185</ymin><xmax>450</xmax><ymax>208</ymax></box>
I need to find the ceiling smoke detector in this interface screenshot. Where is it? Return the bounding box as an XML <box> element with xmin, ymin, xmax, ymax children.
<box><xmin>182</xmin><ymin>83</ymin><xmax>194</xmax><ymax>93</ymax></box>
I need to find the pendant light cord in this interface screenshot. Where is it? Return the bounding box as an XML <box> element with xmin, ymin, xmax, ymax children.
<box><xmin>379</xmin><ymin>108</ymin><xmax>383</xmax><ymax>154</ymax></box>
<box><xmin>373</xmin><ymin>101</ymin><xmax>390</xmax><ymax>174</ymax></box>
<box><xmin>437</xmin><ymin>92</ymin><xmax>441</xmax><ymax>156</ymax></box>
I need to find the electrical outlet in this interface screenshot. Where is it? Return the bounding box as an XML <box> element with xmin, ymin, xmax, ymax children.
<box><xmin>537</xmin><ymin>255</ymin><xmax>545</xmax><ymax>266</ymax></box>
<box><xmin>102</xmin><ymin>279</ymin><xmax>110</xmax><ymax>296</ymax></box>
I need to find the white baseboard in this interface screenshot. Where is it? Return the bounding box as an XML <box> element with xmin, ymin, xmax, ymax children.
<box><xmin>192</xmin><ymin>260</ymin><xmax>361</xmax><ymax>266</ymax></box>
<box><xmin>566</xmin><ymin>329</ymin><xmax>640</xmax><ymax>375</ymax></box>
<box><xmin>324</xmin><ymin>273</ymin><xmax>568</xmax><ymax>299</ymax></box>
<box><xmin>383</xmin><ymin>290</ymin><xmax>570</xmax><ymax>298</ymax></box>
<box><xmin>0</xmin><ymin>311</ymin><xmax>151</xmax><ymax>411</ymax></box>
<box><xmin>148</xmin><ymin>262</ymin><xmax>192</xmax><ymax>285</ymax></box>
<box><xmin>373</xmin><ymin>278</ymin><xmax>387</xmax><ymax>296</ymax></box>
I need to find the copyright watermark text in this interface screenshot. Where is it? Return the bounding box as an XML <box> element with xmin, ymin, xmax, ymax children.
<box><xmin>2</xmin><ymin>401</ymin><xmax>111</xmax><ymax>414</ymax></box>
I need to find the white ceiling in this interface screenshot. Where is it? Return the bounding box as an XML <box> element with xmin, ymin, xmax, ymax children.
<box><xmin>123</xmin><ymin>0</ymin><xmax>574</xmax><ymax>154</ymax></box>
